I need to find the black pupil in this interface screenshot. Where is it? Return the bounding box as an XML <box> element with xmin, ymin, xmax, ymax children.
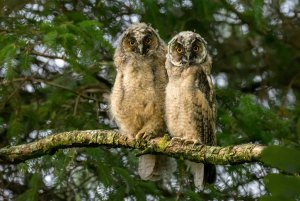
<box><xmin>145</xmin><ymin>36</ymin><xmax>151</xmax><ymax>43</ymax></box>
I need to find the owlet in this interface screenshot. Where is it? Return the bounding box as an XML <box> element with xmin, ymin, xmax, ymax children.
<box><xmin>165</xmin><ymin>31</ymin><xmax>216</xmax><ymax>190</ymax></box>
<box><xmin>110</xmin><ymin>23</ymin><xmax>176</xmax><ymax>181</ymax></box>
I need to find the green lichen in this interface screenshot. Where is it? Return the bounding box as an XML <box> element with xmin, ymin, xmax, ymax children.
<box><xmin>156</xmin><ymin>135</ymin><xmax>172</xmax><ymax>152</ymax></box>
<box><xmin>0</xmin><ymin>129</ymin><xmax>265</xmax><ymax>165</ymax></box>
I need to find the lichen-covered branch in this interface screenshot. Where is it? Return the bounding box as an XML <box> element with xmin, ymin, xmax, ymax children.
<box><xmin>0</xmin><ymin>129</ymin><xmax>265</xmax><ymax>164</ymax></box>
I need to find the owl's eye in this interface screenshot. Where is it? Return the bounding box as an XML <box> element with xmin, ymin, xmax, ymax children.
<box><xmin>193</xmin><ymin>45</ymin><xmax>199</xmax><ymax>52</ymax></box>
<box><xmin>129</xmin><ymin>40</ymin><xmax>135</xmax><ymax>46</ymax></box>
<box><xmin>145</xmin><ymin>37</ymin><xmax>152</xmax><ymax>44</ymax></box>
<box><xmin>176</xmin><ymin>47</ymin><xmax>183</xmax><ymax>53</ymax></box>
<box><xmin>144</xmin><ymin>36</ymin><xmax>152</xmax><ymax>45</ymax></box>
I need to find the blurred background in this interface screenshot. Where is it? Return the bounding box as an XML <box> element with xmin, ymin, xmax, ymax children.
<box><xmin>0</xmin><ymin>0</ymin><xmax>299</xmax><ymax>200</ymax></box>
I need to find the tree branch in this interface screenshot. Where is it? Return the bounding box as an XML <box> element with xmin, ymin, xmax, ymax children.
<box><xmin>0</xmin><ymin>130</ymin><xmax>265</xmax><ymax>165</ymax></box>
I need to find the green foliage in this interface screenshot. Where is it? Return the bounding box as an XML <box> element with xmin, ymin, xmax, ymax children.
<box><xmin>218</xmin><ymin>94</ymin><xmax>290</xmax><ymax>145</ymax></box>
<box><xmin>260</xmin><ymin>146</ymin><xmax>300</xmax><ymax>200</ymax></box>
<box><xmin>236</xmin><ymin>95</ymin><xmax>290</xmax><ymax>143</ymax></box>
<box><xmin>261</xmin><ymin>174</ymin><xmax>300</xmax><ymax>201</ymax></box>
<box><xmin>0</xmin><ymin>43</ymin><xmax>17</xmax><ymax>79</ymax></box>
<box><xmin>261</xmin><ymin>146</ymin><xmax>300</xmax><ymax>174</ymax></box>
<box><xmin>16</xmin><ymin>173</ymin><xmax>42</xmax><ymax>201</ymax></box>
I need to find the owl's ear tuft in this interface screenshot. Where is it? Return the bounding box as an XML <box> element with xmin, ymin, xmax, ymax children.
<box><xmin>195</xmin><ymin>34</ymin><xmax>207</xmax><ymax>45</ymax></box>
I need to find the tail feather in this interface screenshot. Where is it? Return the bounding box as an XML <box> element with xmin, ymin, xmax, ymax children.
<box><xmin>138</xmin><ymin>155</ymin><xmax>176</xmax><ymax>181</ymax></box>
<box><xmin>186</xmin><ymin>161</ymin><xmax>217</xmax><ymax>189</ymax></box>
<box><xmin>204</xmin><ymin>164</ymin><xmax>216</xmax><ymax>184</ymax></box>
<box><xmin>185</xmin><ymin>161</ymin><xmax>204</xmax><ymax>190</ymax></box>
<box><xmin>138</xmin><ymin>154</ymin><xmax>158</xmax><ymax>180</ymax></box>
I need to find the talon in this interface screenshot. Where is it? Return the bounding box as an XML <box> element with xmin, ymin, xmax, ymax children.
<box><xmin>170</xmin><ymin>137</ymin><xmax>183</xmax><ymax>144</ymax></box>
<box><xmin>184</xmin><ymin>139</ymin><xmax>195</xmax><ymax>145</ymax></box>
<box><xmin>136</xmin><ymin>132</ymin><xmax>157</xmax><ymax>141</ymax></box>
<box><xmin>136</xmin><ymin>132</ymin><xmax>145</xmax><ymax>140</ymax></box>
<box><xmin>180</xmin><ymin>139</ymin><xmax>202</xmax><ymax>147</ymax></box>
<box><xmin>192</xmin><ymin>140</ymin><xmax>201</xmax><ymax>146</ymax></box>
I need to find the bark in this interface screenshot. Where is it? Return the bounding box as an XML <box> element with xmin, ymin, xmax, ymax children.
<box><xmin>0</xmin><ymin>129</ymin><xmax>265</xmax><ymax>164</ymax></box>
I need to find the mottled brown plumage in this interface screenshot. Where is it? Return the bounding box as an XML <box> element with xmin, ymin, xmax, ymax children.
<box><xmin>165</xmin><ymin>31</ymin><xmax>216</xmax><ymax>189</ymax></box>
<box><xmin>110</xmin><ymin>23</ymin><xmax>176</xmax><ymax>181</ymax></box>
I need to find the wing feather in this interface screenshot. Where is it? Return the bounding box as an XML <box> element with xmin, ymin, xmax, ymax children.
<box><xmin>194</xmin><ymin>70</ymin><xmax>216</xmax><ymax>145</ymax></box>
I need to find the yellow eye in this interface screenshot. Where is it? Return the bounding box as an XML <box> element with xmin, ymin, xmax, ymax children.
<box><xmin>129</xmin><ymin>40</ymin><xmax>135</xmax><ymax>46</ymax></box>
<box><xmin>193</xmin><ymin>45</ymin><xmax>199</xmax><ymax>52</ymax></box>
<box><xmin>176</xmin><ymin>47</ymin><xmax>183</xmax><ymax>53</ymax></box>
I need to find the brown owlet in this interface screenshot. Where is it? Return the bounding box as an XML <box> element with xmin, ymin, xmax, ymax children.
<box><xmin>110</xmin><ymin>23</ymin><xmax>176</xmax><ymax>181</ymax></box>
<box><xmin>165</xmin><ymin>31</ymin><xmax>216</xmax><ymax>190</ymax></box>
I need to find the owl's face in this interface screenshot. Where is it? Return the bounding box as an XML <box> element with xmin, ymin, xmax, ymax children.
<box><xmin>167</xmin><ymin>31</ymin><xmax>208</xmax><ymax>67</ymax></box>
<box><xmin>121</xmin><ymin>23</ymin><xmax>159</xmax><ymax>55</ymax></box>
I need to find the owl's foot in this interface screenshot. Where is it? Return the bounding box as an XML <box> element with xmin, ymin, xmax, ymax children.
<box><xmin>191</xmin><ymin>140</ymin><xmax>202</xmax><ymax>148</ymax></box>
<box><xmin>170</xmin><ymin>137</ymin><xmax>185</xmax><ymax>144</ymax></box>
<box><xmin>185</xmin><ymin>140</ymin><xmax>202</xmax><ymax>147</ymax></box>
<box><xmin>182</xmin><ymin>139</ymin><xmax>202</xmax><ymax>147</ymax></box>
<box><xmin>170</xmin><ymin>137</ymin><xmax>202</xmax><ymax>147</ymax></box>
<box><xmin>136</xmin><ymin>132</ymin><xmax>158</xmax><ymax>141</ymax></box>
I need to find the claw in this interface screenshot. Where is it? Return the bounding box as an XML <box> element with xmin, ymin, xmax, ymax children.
<box><xmin>135</xmin><ymin>132</ymin><xmax>145</xmax><ymax>140</ymax></box>
<box><xmin>136</xmin><ymin>132</ymin><xmax>157</xmax><ymax>141</ymax></box>
<box><xmin>170</xmin><ymin>137</ymin><xmax>202</xmax><ymax>147</ymax></box>
<box><xmin>170</xmin><ymin>137</ymin><xmax>184</xmax><ymax>144</ymax></box>
<box><xmin>183</xmin><ymin>139</ymin><xmax>202</xmax><ymax>147</ymax></box>
<box><xmin>192</xmin><ymin>140</ymin><xmax>202</xmax><ymax>148</ymax></box>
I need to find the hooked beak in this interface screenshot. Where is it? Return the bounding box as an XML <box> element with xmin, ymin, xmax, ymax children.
<box><xmin>138</xmin><ymin>44</ymin><xmax>143</xmax><ymax>54</ymax></box>
<box><xmin>181</xmin><ymin>52</ymin><xmax>190</xmax><ymax>65</ymax></box>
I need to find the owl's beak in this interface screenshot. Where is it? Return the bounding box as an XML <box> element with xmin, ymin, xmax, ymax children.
<box><xmin>182</xmin><ymin>57</ymin><xmax>188</xmax><ymax>63</ymax></box>
<box><xmin>182</xmin><ymin>52</ymin><xmax>190</xmax><ymax>65</ymax></box>
<box><xmin>138</xmin><ymin>44</ymin><xmax>143</xmax><ymax>54</ymax></box>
